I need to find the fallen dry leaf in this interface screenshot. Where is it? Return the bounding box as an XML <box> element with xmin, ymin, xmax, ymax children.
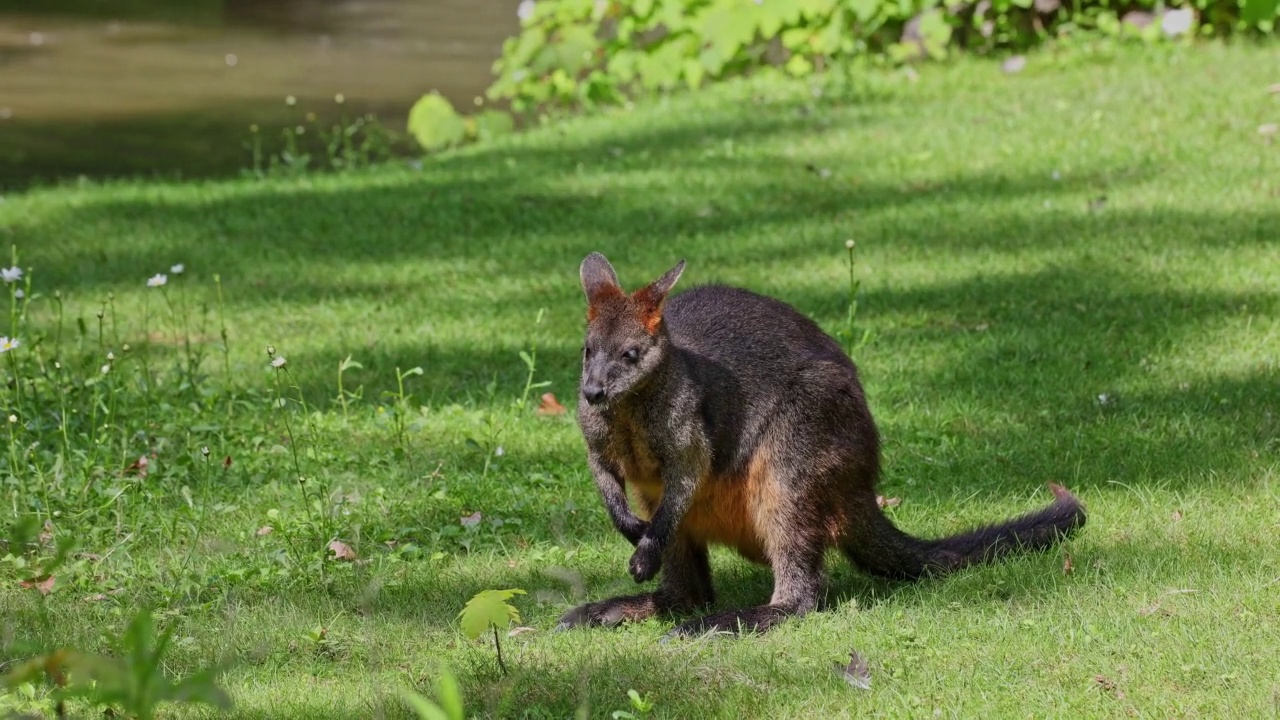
<box><xmin>461</xmin><ymin>512</ymin><xmax>482</xmax><ymax>529</ymax></box>
<box><xmin>508</xmin><ymin>626</ymin><xmax>537</xmax><ymax>637</ymax></box>
<box><xmin>1063</xmin><ymin>553</ymin><xmax>1075</xmax><ymax>576</ymax></box>
<box><xmin>877</xmin><ymin>495</ymin><xmax>901</xmax><ymax>509</ymax></box>
<box><xmin>536</xmin><ymin>392</ymin><xmax>567</xmax><ymax>416</ymax></box>
<box><xmin>84</xmin><ymin>593</ymin><xmax>110</xmax><ymax>602</ymax></box>
<box><xmin>38</xmin><ymin>520</ymin><xmax>54</xmax><ymax>545</ymax></box>
<box><xmin>124</xmin><ymin>455</ymin><xmax>150</xmax><ymax>477</ymax></box>
<box><xmin>836</xmin><ymin>650</ymin><xmax>872</xmax><ymax>690</ymax></box>
<box><xmin>1093</xmin><ymin>674</ymin><xmax>1126</xmax><ymax>700</ymax></box>
<box><xmin>256</xmin><ymin>526</ymin><xmax>274</xmax><ymax>537</ymax></box>
<box><xmin>1270</xmin><ymin>83</ymin><xmax>1280</xmax><ymax>94</ymax></box>
<box><xmin>20</xmin><ymin>575</ymin><xmax>55</xmax><ymax>596</ymax></box>
<box><xmin>1171</xmin><ymin>510</ymin><xmax>1183</xmax><ymax>523</ymax></box>
<box><xmin>1259</xmin><ymin>123</ymin><xmax>1278</xmax><ymax>137</ymax></box>
<box><xmin>222</xmin><ymin>455</ymin><xmax>233</xmax><ymax>470</ymax></box>
<box><xmin>327</xmin><ymin>539</ymin><xmax>356</xmax><ymax>561</ymax></box>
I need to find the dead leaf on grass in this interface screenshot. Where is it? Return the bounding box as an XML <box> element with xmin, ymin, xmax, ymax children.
<box><xmin>1093</xmin><ymin>674</ymin><xmax>1126</xmax><ymax>699</ymax></box>
<box><xmin>20</xmin><ymin>575</ymin><xmax>55</xmax><ymax>596</ymax></box>
<box><xmin>508</xmin><ymin>626</ymin><xmax>536</xmax><ymax>637</ymax></box>
<box><xmin>256</xmin><ymin>526</ymin><xmax>274</xmax><ymax>537</ymax></box>
<box><xmin>835</xmin><ymin>650</ymin><xmax>872</xmax><ymax>690</ymax></box>
<box><xmin>536</xmin><ymin>392</ymin><xmax>567</xmax><ymax>416</ymax></box>
<box><xmin>38</xmin><ymin>520</ymin><xmax>54</xmax><ymax>545</ymax></box>
<box><xmin>124</xmin><ymin>454</ymin><xmax>150</xmax><ymax>477</ymax></box>
<box><xmin>1063</xmin><ymin>553</ymin><xmax>1074</xmax><ymax>576</ymax></box>
<box><xmin>327</xmin><ymin>540</ymin><xmax>357</xmax><ymax>561</ymax></box>
<box><xmin>877</xmin><ymin>495</ymin><xmax>901</xmax><ymax>509</ymax></box>
<box><xmin>1171</xmin><ymin>509</ymin><xmax>1183</xmax><ymax>523</ymax></box>
<box><xmin>461</xmin><ymin>512</ymin><xmax>482</xmax><ymax>529</ymax></box>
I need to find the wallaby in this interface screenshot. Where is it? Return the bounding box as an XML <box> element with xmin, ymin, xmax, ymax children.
<box><xmin>557</xmin><ymin>252</ymin><xmax>1086</xmax><ymax>638</ymax></box>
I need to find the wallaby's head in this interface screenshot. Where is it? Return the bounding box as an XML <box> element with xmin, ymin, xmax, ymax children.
<box><xmin>577</xmin><ymin>252</ymin><xmax>685</xmax><ymax>406</ymax></box>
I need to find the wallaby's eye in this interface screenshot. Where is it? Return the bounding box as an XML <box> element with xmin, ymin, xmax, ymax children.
<box><xmin>622</xmin><ymin>348</ymin><xmax>640</xmax><ymax>364</ymax></box>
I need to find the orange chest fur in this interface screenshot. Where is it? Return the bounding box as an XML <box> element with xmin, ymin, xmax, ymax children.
<box><xmin>601</xmin><ymin>417</ymin><xmax>769</xmax><ymax>564</ymax></box>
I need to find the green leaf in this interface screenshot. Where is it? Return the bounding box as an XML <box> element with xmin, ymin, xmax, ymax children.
<box><xmin>785</xmin><ymin>53</ymin><xmax>815</xmax><ymax>77</ymax></box>
<box><xmin>407</xmin><ymin>92</ymin><xmax>467</xmax><ymax>152</ymax></box>
<box><xmin>168</xmin><ymin>667</ymin><xmax>234</xmax><ymax>711</ymax></box>
<box><xmin>473</xmin><ymin>110</ymin><xmax>515</xmax><ymax>141</ymax></box>
<box><xmin>846</xmin><ymin>0</ymin><xmax>882</xmax><ymax>22</ymax></box>
<box><xmin>436</xmin><ymin>667</ymin><xmax>464</xmax><ymax>720</ymax></box>
<box><xmin>699</xmin><ymin>0</ymin><xmax>760</xmax><ymax>63</ymax></box>
<box><xmin>400</xmin><ymin>689</ymin><xmax>452</xmax><ymax>720</ymax></box>
<box><xmin>1242</xmin><ymin>0</ymin><xmax>1280</xmax><ymax>24</ymax></box>
<box><xmin>457</xmin><ymin>588</ymin><xmax>526</xmax><ymax>640</ymax></box>
<box><xmin>682</xmin><ymin>58</ymin><xmax>706</xmax><ymax>89</ymax></box>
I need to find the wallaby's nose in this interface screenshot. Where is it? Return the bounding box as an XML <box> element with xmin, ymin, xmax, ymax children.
<box><xmin>582</xmin><ymin>384</ymin><xmax>606</xmax><ymax>405</ymax></box>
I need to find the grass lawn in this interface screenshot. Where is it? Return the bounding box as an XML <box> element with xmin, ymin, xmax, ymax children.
<box><xmin>2</xmin><ymin>40</ymin><xmax>1279</xmax><ymax>719</ymax></box>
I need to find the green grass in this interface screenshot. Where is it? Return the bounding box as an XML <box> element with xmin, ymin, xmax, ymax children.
<box><xmin>2</xmin><ymin>40</ymin><xmax>1280</xmax><ymax>719</ymax></box>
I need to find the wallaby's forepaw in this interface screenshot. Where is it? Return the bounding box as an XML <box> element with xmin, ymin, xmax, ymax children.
<box><xmin>619</xmin><ymin>516</ymin><xmax>650</xmax><ymax>546</ymax></box>
<box><xmin>628</xmin><ymin>537</ymin><xmax>662</xmax><ymax>583</ymax></box>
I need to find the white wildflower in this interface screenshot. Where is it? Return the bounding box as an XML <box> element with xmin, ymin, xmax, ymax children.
<box><xmin>201</xmin><ymin>446</ymin><xmax>211</xmax><ymax>457</ymax></box>
<box><xmin>495</xmin><ymin>446</ymin><xmax>505</xmax><ymax>457</ymax></box>
<box><xmin>147</xmin><ymin>273</ymin><xmax>167</xmax><ymax>288</ymax></box>
<box><xmin>107</xmin><ymin>351</ymin><xmax>115</xmax><ymax>361</ymax></box>
<box><xmin>335</xmin><ymin>93</ymin><xmax>345</xmax><ymax>104</ymax></box>
<box><xmin>0</xmin><ymin>336</ymin><xmax>18</xmax><ymax>352</ymax></box>
<box><xmin>1</xmin><ymin>266</ymin><xmax>21</xmax><ymax>283</ymax></box>
<box><xmin>100</xmin><ymin>364</ymin><xmax>110</xmax><ymax>375</ymax></box>
<box><xmin>271</xmin><ymin>356</ymin><xmax>287</xmax><ymax>368</ymax></box>
<box><xmin>170</xmin><ymin>263</ymin><xmax>184</xmax><ymax>274</ymax></box>
<box><xmin>1160</xmin><ymin>7</ymin><xmax>1194</xmax><ymax>37</ymax></box>
<box><xmin>844</xmin><ymin>239</ymin><xmax>856</xmax><ymax>250</ymax></box>
<box><xmin>7</xmin><ymin>414</ymin><xmax>15</xmax><ymax>423</ymax></box>
<box><xmin>517</xmin><ymin>0</ymin><xmax>535</xmax><ymax>21</ymax></box>
<box><xmin>286</xmin><ymin>95</ymin><xmax>297</xmax><ymax>106</ymax></box>
<box><xmin>13</xmin><ymin>289</ymin><xmax>22</xmax><ymax>299</ymax></box>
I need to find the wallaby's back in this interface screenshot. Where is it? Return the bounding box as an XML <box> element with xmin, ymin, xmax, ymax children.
<box><xmin>660</xmin><ymin>284</ymin><xmax>879</xmax><ymax>484</ymax></box>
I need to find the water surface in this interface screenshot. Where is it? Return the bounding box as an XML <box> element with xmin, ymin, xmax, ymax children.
<box><xmin>0</xmin><ymin>0</ymin><xmax>521</xmax><ymax>188</ymax></box>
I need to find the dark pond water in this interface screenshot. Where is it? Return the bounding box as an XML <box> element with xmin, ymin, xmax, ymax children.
<box><xmin>0</xmin><ymin>0</ymin><xmax>522</xmax><ymax>188</ymax></box>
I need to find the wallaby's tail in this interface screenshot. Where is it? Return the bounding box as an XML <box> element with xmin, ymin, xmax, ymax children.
<box><xmin>841</xmin><ymin>484</ymin><xmax>1086</xmax><ymax>580</ymax></box>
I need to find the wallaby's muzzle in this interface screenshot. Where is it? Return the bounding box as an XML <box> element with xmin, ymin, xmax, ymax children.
<box><xmin>582</xmin><ymin>383</ymin><xmax>607</xmax><ymax>405</ymax></box>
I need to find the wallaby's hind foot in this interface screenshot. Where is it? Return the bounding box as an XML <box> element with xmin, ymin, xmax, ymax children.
<box><xmin>665</xmin><ymin>605</ymin><xmax>792</xmax><ymax>639</ymax></box>
<box><xmin>558</xmin><ymin>534</ymin><xmax>715</xmax><ymax>631</ymax></box>
<box><xmin>665</xmin><ymin>531</ymin><xmax>826</xmax><ymax>639</ymax></box>
<box><xmin>556</xmin><ymin>593</ymin><xmax>662</xmax><ymax>630</ymax></box>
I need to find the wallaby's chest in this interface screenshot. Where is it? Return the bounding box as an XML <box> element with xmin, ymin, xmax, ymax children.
<box><xmin>598</xmin><ymin>407</ymin><xmax>769</xmax><ymax>565</ymax></box>
<box><xmin>601</xmin><ymin>410</ymin><xmax>665</xmax><ymax>504</ymax></box>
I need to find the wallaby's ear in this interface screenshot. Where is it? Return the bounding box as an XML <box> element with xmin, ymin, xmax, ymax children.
<box><xmin>580</xmin><ymin>252</ymin><xmax>621</xmax><ymax>303</ymax></box>
<box><xmin>633</xmin><ymin>259</ymin><xmax>686</xmax><ymax>334</ymax></box>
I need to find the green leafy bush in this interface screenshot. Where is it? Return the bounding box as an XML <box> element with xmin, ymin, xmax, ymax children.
<box><xmin>486</xmin><ymin>0</ymin><xmax>1278</xmax><ymax>112</ymax></box>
